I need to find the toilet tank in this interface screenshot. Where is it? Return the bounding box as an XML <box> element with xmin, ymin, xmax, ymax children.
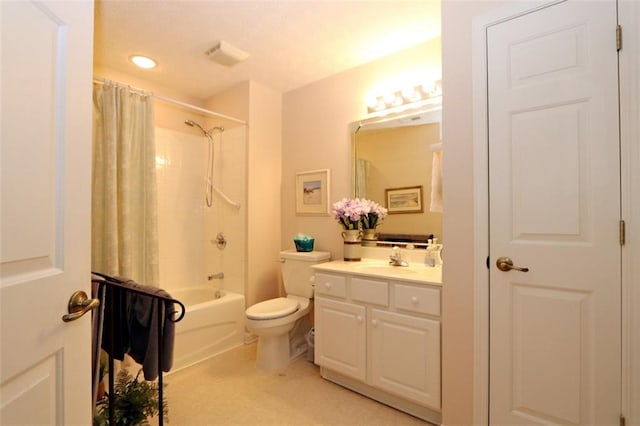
<box><xmin>280</xmin><ymin>249</ymin><xmax>331</xmax><ymax>298</ymax></box>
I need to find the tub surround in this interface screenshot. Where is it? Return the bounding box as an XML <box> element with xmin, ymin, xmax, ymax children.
<box><xmin>312</xmin><ymin>257</ymin><xmax>442</xmax><ymax>423</ymax></box>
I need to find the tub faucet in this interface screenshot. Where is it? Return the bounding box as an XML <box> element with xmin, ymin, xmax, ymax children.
<box><xmin>208</xmin><ymin>272</ymin><xmax>224</xmax><ymax>280</ymax></box>
<box><xmin>389</xmin><ymin>246</ymin><xmax>409</xmax><ymax>267</ymax></box>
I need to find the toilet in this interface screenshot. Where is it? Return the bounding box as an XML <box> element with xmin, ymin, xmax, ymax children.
<box><xmin>245</xmin><ymin>249</ymin><xmax>330</xmax><ymax>370</ymax></box>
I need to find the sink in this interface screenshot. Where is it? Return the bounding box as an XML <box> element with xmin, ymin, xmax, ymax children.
<box><xmin>351</xmin><ymin>261</ymin><xmax>441</xmax><ymax>283</ymax></box>
<box><xmin>353</xmin><ymin>264</ymin><xmax>418</xmax><ymax>275</ymax></box>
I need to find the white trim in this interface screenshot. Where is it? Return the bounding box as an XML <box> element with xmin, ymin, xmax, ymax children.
<box><xmin>619</xmin><ymin>1</ymin><xmax>640</xmax><ymax>423</ymax></box>
<box><xmin>471</xmin><ymin>11</ymin><xmax>490</xmax><ymax>425</ymax></box>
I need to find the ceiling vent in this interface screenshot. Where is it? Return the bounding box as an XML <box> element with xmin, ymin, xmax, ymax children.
<box><xmin>205</xmin><ymin>41</ymin><xmax>249</xmax><ymax>67</ymax></box>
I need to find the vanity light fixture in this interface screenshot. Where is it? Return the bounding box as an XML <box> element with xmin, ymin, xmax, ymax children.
<box><xmin>367</xmin><ymin>79</ymin><xmax>442</xmax><ymax>114</ymax></box>
<box><xmin>129</xmin><ymin>55</ymin><xmax>157</xmax><ymax>69</ymax></box>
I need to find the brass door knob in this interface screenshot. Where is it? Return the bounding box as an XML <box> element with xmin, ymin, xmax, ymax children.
<box><xmin>61</xmin><ymin>290</ymin><xmax>100</xmax><ymax>322</ymax></box>
<box><xmin>496</xmin><ymin>256</ymin><xmax>529</xmax><ymax>272</ymax></box>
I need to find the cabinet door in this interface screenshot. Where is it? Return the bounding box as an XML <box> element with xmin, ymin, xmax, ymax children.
<box><xmin>315</xmin><ymin>297</ymin><xmax>366</xmax><ymax>381</ymax></box>
<box><xmin>370</xmin><ymin>309</ymin><xmax>440</xmax><ymax>409</ymax></box>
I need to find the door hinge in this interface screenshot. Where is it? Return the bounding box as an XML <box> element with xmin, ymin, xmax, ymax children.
<box><xmin>620</xmin><ymin>414</ymin><xmax>626</xmax><ymax>426</ymax></box>
<box><xmin>620</xmin><ymin>220</ymin><xmax>626</xmax><ymax>246</ymax></box>
<box><xmin>616</xmin><ymin>25</ymin><xmax>622</xmax><ymax>51</ymax></box>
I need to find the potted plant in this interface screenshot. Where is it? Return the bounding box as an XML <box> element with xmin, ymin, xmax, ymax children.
<box><xmin>94</xmin><ymin>368</ymin><xmax>168</xmax><ymax>426</ymax></box>
<box><xmin>359</xmin><ymin>199</ymin><xmax>388</xmax><ymax>246</ymax></box>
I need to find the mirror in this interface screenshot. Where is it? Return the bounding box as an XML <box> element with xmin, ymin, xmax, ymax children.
<box><xmin>351</xmin><ymin>100</ymin><xmax>442</xmax><ymax>246</ymax></box>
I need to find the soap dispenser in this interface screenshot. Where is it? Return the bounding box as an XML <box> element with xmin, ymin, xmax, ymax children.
<box><xmin>424</xmin><ymin>239</ymin><xmax>436</xmax><ymax>267</ymax></box>
<box><xmin>431</xmin><ymin>238</ymin><xmax>443</xmax><ymax>266</ymax></box>
<box><xmin>424</xmin><ymin>238</ymin><xmax>443</xmax><ymax>267</ymax></box>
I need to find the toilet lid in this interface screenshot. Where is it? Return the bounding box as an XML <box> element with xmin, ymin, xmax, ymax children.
<box><xmin>246</xmin><ymin>297</ymin><xmax>299</xmax><ymax>320</ymax></box>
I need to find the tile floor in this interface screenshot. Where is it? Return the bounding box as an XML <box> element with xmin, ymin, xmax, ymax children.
<box><xmin>162</xmin><ymin>343</ymin><xmax>431</xmax><ymax>425</ymax></box>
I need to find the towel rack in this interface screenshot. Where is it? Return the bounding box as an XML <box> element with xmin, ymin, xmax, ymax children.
<box><xmin>92</xmin><ymin>272</ymin><xmax>185</xmax><ymax>426</ymax></box>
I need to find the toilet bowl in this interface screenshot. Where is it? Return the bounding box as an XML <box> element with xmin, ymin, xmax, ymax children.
<box><xmin>245</xmin><ymin>249</ymin><xmax>330</xmax><ymax>371</ymax></box>
<box><xmin>246</xmin><ymin>296</ymin><xmax>310</xmax><ymax>370</ymax></box>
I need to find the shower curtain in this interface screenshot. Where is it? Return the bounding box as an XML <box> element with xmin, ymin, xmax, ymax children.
<box><xmin>91</xmin><ymin>82</ymin><xmax>159</xmax><ymax>287</ymax></box>
<box><xmin>355</xmin><ymin>158</ymin><xmax>369</xmax><ymax>199</ymax></box>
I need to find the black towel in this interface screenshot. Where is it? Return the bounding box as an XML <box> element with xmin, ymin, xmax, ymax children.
<box><xmin>124</xmin><ymin>280</ymin><xmax>175</xmax><ymax>380</ymax></box>
<box><xmin>98</xmin><ymin>275</ymin><xmax>176</xmax><ymax>381</ymax></box>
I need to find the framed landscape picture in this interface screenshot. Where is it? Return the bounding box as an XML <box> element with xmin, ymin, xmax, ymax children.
<box><xmin>385</xmin><ymin>185</ymin><xmax>423</xmax><ymax>214</ymax></box>
<box><xmin>295</xmin><ymin>169</ymin><xmax>330</xmax><ymax>215</ymax></box>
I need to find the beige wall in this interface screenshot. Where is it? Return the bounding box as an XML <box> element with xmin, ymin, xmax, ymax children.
<box><xmin>208</xmin><ymin>80</ymin><xmax>284</xmax><ymax>307</ymax></box>
<box><xmin>440</xmin><ymin>2</ymin><xmax>517</xmax><ymax>425</ymax></box>
<box><xmin>282</xmin><ymin>39</ymin><xmax>441</xmax><ymax>259</ymax></box>
<box><xmin>246</xmin><ymin>81</ymin><xmax>283</xmax><ymax>305</ymax></box>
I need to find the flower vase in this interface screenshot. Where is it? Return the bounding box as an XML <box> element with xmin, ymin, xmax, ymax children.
<box><xmin>361</xmin><ymin>229</ymin><xmax>378</xmax><ymax>247</ymax></box>
<box><xmin>341</xmin><ymin>229</ymin><xmax>362</xmax><ymax>261</ymax></box>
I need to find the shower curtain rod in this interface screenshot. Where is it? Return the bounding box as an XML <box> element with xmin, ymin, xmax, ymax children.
<box><xmin>93</xmin><ymin>76</ymin><xmax>247</xmax><ymax>126</ymax></box>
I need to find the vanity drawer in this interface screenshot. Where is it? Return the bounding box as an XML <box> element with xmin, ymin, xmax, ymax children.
<box><xmin>394</xmin><ymin>285</ymin><xmax>440</xmax><ymax>316</ymax></box>
<box><xmin>314</xmin><ymin>273</ymin><xmax>347</xmax><ymax>298</ymax></box>
<box><xmin>351</xmin><ymin>278</ymin><xmax>389</xmax><ymax>306</ymax></box>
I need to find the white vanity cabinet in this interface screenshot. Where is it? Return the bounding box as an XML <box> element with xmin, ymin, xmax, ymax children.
<box><xmin>313</xmin><ymin>268</ymin><xmax>442</xmax><ymax>423</ymax></box>
<box><xmin>315</xmin><ymin>297</ymin><xmax>366</xmax><ymax>381</ymax></box>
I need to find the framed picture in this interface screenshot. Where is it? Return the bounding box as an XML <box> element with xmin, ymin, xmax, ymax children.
<box><xmin>385</xmin><ymin>185</ymin><xmax>424</xmax><ymax>214</ymax></box>
<box><xmin>295</xmin><ymin>169</ymin><xmax>330</xmax><ymax>215</ymax></box>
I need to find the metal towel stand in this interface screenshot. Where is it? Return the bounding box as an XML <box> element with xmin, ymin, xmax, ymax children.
<box><xmin>93</xmin><ymin>272</ymin><xmax>186</xmax><ymax>426</ymax></box>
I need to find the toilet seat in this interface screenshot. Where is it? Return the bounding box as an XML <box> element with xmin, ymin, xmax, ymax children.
<box><xmin>246</xmin><ymin>297</ymin><xmax>299</xmax><ymax>320</ymax></box>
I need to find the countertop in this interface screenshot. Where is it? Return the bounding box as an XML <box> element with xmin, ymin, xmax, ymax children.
<box><xmin>311</xmin><ymin>259</ymin><xmax>442</xmax><ymax>286</ymax></box>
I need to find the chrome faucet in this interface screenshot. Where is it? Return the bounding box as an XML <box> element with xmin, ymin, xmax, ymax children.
<box><xmin>389</xmin><ymin>246</ymin><xmax>409</xmax><ymax>267</ymax></box>
<box><xmin>208</xmin><ymin>272</ymin><xmax>224</xmax><ymax>280</ymax></box>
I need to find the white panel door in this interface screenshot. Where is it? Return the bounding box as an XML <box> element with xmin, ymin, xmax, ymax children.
<box><xmin>0</xmin><ymin>1</ymin><xmax>94</xmax><ymax>424</ymax></box>
<box><xmin>315</xmin><ymin>297</ymin><xmax>366</xmax><ymax>381</ymax></box>
<box><xmin>487</xmin><ymin>1</ymin><xmax>621</xmax><ymax>425</ymax></box>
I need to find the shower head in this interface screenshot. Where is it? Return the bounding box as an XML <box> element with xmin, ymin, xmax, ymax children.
<box><xmin>184</xmin><ymin>119</ymin><xmax>208</xmax><ymax>135</ymax></box>
<box><xmin>184</xmin><ymin>119</ymin><xmax>225</xmax><ymax>136</ymax></box>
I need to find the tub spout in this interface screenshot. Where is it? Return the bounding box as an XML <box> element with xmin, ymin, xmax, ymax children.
<box><xmin>208</xmin><ymin>272</ymin><xmax>224</xmax><ymax>280</ymax></box>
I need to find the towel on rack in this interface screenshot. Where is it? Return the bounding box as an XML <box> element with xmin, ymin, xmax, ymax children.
<box><xmin>101</xmin><ymin>281</ymin><xmax>129</xmax><ymax>361</ymax></box>
<box><xmin>430</xmin><ymin>150</ymin><xmax>443</xmax><ymax>213</ymax></box>
<box><xmin>124</xmin><ymin>280</ymin><xmax>176</xmax><ymax>381</ymax></box>
<box><xmin>99</xmin><ymin>276</ymin><xmax>176</xmax><ymax>381</ymax></box>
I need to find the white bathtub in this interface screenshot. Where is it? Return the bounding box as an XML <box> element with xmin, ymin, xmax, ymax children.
<box><xmin>169</xmin><ymin>286</ymin><xmax>245</xmax><ymax>373</ymax></box>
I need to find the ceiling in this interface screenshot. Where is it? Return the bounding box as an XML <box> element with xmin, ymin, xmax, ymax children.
<box><xmin>94</xmin><ymin>1</ymin><xmax>441</xmax><ymax>101</ymax></box>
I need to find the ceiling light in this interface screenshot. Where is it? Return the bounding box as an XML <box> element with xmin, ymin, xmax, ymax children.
<box><xmin>205</xmin><ymin>41</ymin><xmax>249</xmax><ymax>67</ymax></box>
<box><xmin>129</xmin><ymin>55</ymin><xmax>157</xmax><ymax>69</ymax></box>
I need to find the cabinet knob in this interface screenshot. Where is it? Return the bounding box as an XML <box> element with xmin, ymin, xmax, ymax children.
<box><xmin>371</xmin><ymin>319</ymin><xmax>378</xmax><ymax>327</ymax></box>
<box><xmin>357</xmin><ymin>316</ymin><xmax>363</xmax><ymax>323</ymax></box>
<box><xmin>411</xmin><ymin>296</ymin><xmax>419</xmax><ymax>304</ymax></box>
<box><xmin>324</xmin><ymin>282</ymin><xmax>332</xmax><ymax>289</ymax></box>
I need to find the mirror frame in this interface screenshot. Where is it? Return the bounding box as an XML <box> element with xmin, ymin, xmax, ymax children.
<box><xmin>350</xmin><ymin>97</ymin><xmax>442</xmax><ymax>248</ymax></box>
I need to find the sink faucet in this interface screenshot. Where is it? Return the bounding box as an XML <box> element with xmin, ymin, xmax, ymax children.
<box><xmin>389</xmin><ymin>246</ymin><xmax>409</xmax><ymax>267</ymax></box>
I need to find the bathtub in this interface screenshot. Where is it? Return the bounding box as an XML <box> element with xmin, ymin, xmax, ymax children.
<box><xmin>169</xmin><ymin>286</ymin><xmax>245</xmax><ymax>373</ymax></box>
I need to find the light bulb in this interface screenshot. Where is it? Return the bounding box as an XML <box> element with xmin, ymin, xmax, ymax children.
<box><xmin>130</xmin><ymin>55</ymin><xmax>157</xmax><ymax>69</ymax></box>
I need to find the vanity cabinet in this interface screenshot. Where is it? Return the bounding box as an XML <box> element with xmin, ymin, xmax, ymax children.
<box><xmin>314</xmin><ymin>269</ymin><xmax>442</xmax><ymax>423</ymax></box>
<box><xmin>315</xmin><ymin>297</ymin><xmax>366</xmax><ymax>381</ymax></box>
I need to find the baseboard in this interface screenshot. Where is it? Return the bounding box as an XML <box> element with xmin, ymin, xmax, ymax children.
<box><xmin>244</xmin><ymin>331</ymin><xmax>257</xmax><ymax>344</ymax></box>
